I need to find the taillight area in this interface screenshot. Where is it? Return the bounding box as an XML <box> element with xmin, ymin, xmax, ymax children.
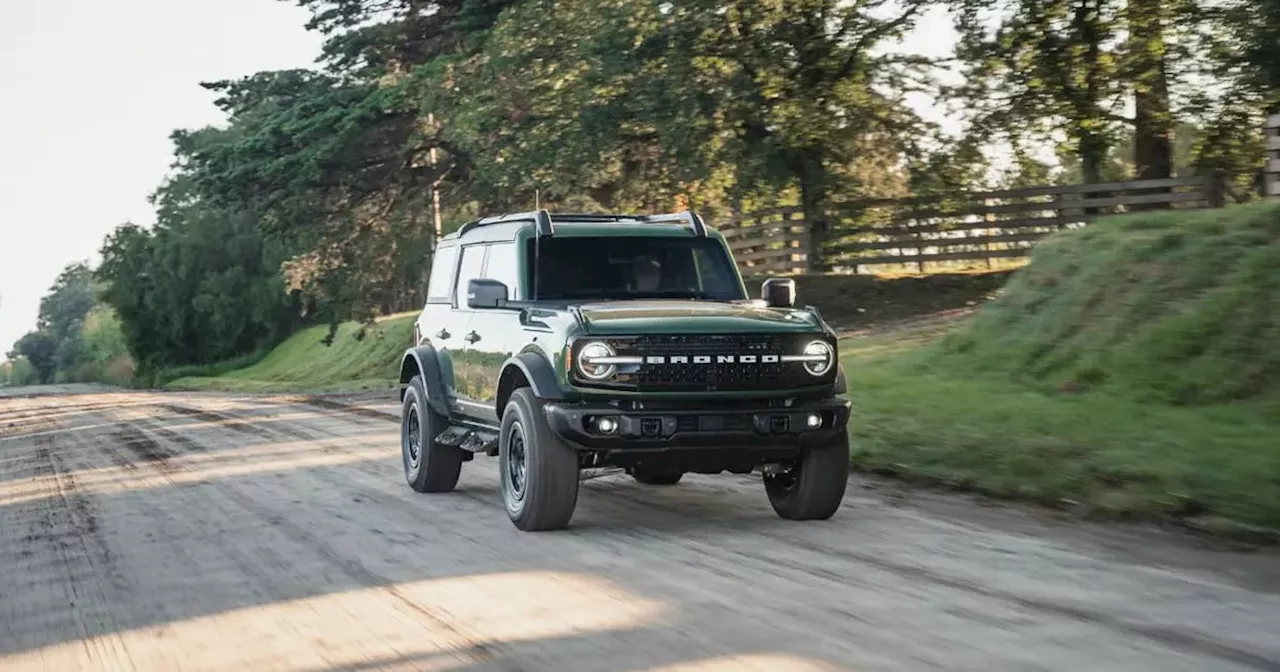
<box><xmin>412</xmin><ymin>323</ymin><xmax>421</xmax><ymax>346</ymax></box>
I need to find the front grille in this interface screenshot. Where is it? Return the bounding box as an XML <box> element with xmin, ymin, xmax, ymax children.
<box><xmin>609</xmin><ymin>333</ymin><xmax>829</xmax><ymax>392</ymax></box>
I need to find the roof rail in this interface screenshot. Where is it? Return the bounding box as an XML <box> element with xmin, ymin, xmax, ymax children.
<box><xmin>638</xmin><ymin>210</ymin><xmax>707</xmax><ymax>237</ymax></box>
<box><xmin>455</xmin><ymin>209</ymin><xmax>555</xmax><ymax>238</ymax></box>
<box><xmin>534</xmin><ymin>213</ymin><xmax>647</xmax><ymax>222</ymax></box>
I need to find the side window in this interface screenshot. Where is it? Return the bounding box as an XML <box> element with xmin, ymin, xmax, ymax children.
<box><xmin>426</xmin><ymin>245</ymin><xmax>459</xmax><ymax>302</ymax></box>
<box><xmin>482</xmin><ymin>243</ymin><xmax>521</xmax><ymax>299</ymax></box>
<box><xmin>453</xmin><ymin>244</ymin><xmax>488</xmax><ymax>307</ymax></box>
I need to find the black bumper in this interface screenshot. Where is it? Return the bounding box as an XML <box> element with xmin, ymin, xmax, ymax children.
<box><xmin>544</xmin><ymin>398</ymin><xmax>851</xmax><ymax>455</ymax></box>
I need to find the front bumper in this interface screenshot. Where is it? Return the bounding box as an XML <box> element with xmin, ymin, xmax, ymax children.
<box><xmin>544</xmin><ymin>397</ymin><xmax>851</xmax><ymax>455</ymax></box>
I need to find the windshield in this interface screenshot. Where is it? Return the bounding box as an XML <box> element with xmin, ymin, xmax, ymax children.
<box><xmin>526</xmin><ymin>236</ymin><xmax>746</xmax><ymax>301</ymax></box>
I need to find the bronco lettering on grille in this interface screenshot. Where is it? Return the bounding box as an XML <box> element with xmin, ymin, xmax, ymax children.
<box><xmin>643</xmin><ymin>354</ymin><xmax>781</xmax><ymax>364</ymax></box>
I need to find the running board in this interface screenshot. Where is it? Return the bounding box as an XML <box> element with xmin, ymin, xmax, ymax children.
<box><xmin>435</xmin><ymin>425</ymin><xmax>499</xmax><ymax>455</ymax></box>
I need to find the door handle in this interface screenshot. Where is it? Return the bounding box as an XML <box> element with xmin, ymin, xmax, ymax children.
<box><xmin>435</xmin><ymin>328</ymin><xmax>451</xmax><ymax>339</ymax></box>
<box><xmin>464</xmin><ymin>331</ymin><xmax>481</xmax><ymax>344</ymax></box>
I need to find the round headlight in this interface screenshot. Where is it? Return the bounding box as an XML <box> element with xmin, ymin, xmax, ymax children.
<box><xmin>801</xmin><ymin>340</ymin><xmax>834</xmax><ymax>376</ymax></box>
<box><xmin>577</xmin><ymin>341</ymin><xmax>617</xmax><ymax>380</ymax></box>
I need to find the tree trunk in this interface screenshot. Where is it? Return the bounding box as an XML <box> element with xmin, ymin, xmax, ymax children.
<box><xmin>1079</xmin><ymin>131</ymin><xmax>1108</xmax><ymax>185</ymax></box>
<box><xmin>1075</xmin><ymin>0</ymin><xmax>1110</xmax><ymax>188</ymax></box>
<box><xmin>1129</xmin><ymin>0</ymin><xmax>1174</xmax><ymax>186</ymax></box>
<box><xmin>798</xmin><ymin>152</ymin><xmax>828</xmax><ymax>274</ymax></box>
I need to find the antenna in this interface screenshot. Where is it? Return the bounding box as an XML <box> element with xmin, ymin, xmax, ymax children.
<box><xmin>534</xmin><ymin>188</ymin><xmax>540</xmax><ymax>210</ymax></box>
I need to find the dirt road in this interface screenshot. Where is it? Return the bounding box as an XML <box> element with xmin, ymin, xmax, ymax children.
<box><xmin>2</xmin><ymin>385</ymin><xmax>1279</xmax><ymax>671</ymax></box>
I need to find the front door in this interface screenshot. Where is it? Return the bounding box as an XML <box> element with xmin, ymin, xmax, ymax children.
<box><xmin>452</xmin><ymin>241</ymin><xmax>525</xmax><ymax>426</ymax></box>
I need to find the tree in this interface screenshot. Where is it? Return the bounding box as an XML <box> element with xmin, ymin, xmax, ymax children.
<box><xmin>947</xmin><ymin>0</ymin><xmax>1248</xmax><ymax>185</ymax></box>
<box><xmin>1127</xmin><ymin>0</ymin><xmax>1175</xmax><ymax>180</ymax></box>
<box><xmin>1237</xmin><ymin>0</ymin><xmax>1280</xmax><ymax>110</ymax></box>
<box><xmin>9</xmin><ymin>331</ymin><xmax>57</xmax><ymax>384</ymax></box>
<box><xmin>6</xmin><ymin>358</ymin><xmax>39</xmax><ymax>386</ymax></box>
<box><xmin>96</xmin><ymin>179</ymin><xmax>303</xmax><ymax>376</ymax></box>
<box><xmin>433</xmin><ymin>0</ymin><xmax>934</xmax><ymax>267</ymax></box>
<box><xmin>950</xmin><ymin>0</ymin><xmax>1128</xmax><ymax>184</ymax></box>
<box><xmin>34</xmin><ymin>261</ymin><xmax>97</xmax><ymax>373</ymax></box>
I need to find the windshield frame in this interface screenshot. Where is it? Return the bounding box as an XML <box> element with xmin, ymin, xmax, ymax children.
<box><xmin>522</xmin><ymin>232</ymin><xmax>748</xmax><ymax>302</ymax></box>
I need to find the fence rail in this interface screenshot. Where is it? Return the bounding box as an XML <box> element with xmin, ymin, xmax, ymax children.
<box><xmin>714</xmin><ymin>174</ymin><xmax>1230</xmax><ymax>275</ymax></box>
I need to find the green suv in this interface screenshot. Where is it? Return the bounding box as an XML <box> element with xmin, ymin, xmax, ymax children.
<box><xmin>397</xmin><ymin>210</ymin><xmax>851</xmax><ymax>531</ymax></box>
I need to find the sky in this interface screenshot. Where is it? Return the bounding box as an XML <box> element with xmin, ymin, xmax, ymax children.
<box><xmin>0</xmin><ymin>1</ymin><xmax>958</xmax><ymax>359</ymax></box>
<box><xmin>0</xmin><ymin>0</ymin><xmax>325</xmax><ymax>355</ymax></box>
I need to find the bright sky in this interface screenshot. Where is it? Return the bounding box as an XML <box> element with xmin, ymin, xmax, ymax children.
<box><xmin>0</xmin><ymin>1</ymin><xmax>957</xmax><ymax>358</ymax></box>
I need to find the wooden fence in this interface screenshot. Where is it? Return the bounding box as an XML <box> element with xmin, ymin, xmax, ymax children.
<box><xmin>716</xmin><ymin>174</ymin><xmax>1233</xmax><ymax>276</ymax></box>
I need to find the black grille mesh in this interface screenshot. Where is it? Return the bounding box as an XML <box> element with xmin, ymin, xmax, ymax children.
<box><xmin>605</xmin><ymin>333</ymin><xmax>830</xmax><ymax>392</ymax></box>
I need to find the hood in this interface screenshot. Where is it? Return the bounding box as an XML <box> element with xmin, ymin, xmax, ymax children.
<box><xmin>574</xmin><ymin>300</ymin><xmax>826</xmax><ymax>335</ymax></box>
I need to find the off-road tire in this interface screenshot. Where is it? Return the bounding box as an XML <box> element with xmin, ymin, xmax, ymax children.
<box><xmin>401</xmin><ymin>374</ymin><xmax>464</xmax><ymax>493</ymax></box>
<box><xmin>631</xmin><ymin>468</ymin><xmax>683</xmax><ymax>486</ymax></box>
<box><xmin>499</xmin><ymin>387</ymin><xmax>580</xmax><ymax>531</ymax></box>
<box><xmin>764</xmin><ymin>429</ymin><xmax>850</xmax><ymax>520</ymax></box>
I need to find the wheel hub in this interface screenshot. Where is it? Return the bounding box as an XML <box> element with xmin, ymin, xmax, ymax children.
<box><xmin>506</xmin><ymin>421</ymin><xmax>528</xmax><ymax>501</ymax></box>
<box><xmin>405</xmin><ymin>405</ymin><xmax>421</xmax><ymax>469</ymax></box>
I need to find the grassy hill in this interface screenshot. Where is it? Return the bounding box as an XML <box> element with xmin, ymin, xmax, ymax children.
<box><xmin>165</xmin><ymin>314</ymin><xmax>416</xmax><ymax>393</ymax></box>
<box><xmin>846</xmin><ymin>201</ymin><xmax>1280</xmax><ymax>537</ymax></box>
<box><xmin>938</xmin><ymin>200</ymin><xmax>1280</xmax><ymax>407</ymax></box>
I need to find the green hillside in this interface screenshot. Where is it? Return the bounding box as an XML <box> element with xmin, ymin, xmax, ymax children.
<box><xmin>846</xmin><ymin>201</ymin><xmax>1280</xmax><ymax>536</ymax></box>
<box><xmin>165</xmin><ymin>314</ymin><xmax>416</xmax><ymax>393</ymax></box>
<box><xmin>940</xmin><ymin>200</ymin><xmax>1280</xmax><ymax>406</ymax></box>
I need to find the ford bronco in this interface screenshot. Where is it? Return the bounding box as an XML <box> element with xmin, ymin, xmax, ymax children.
<box><xmin>396</xmin><ymin>210</ymin><xmax>851</xmax><ymax>531</ymax></box>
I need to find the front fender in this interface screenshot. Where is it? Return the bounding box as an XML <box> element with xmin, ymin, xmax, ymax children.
<box><xmin>399</xmin><ymin>346</ymin><xmax>452</xmax><ymax>418</ymax></box>
<box><xmin>501</xmin><ymin>351</ymin><xmax>566</xmax><ymax>401</ymax></box>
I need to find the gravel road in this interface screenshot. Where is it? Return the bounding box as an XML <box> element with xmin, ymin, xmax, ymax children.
<box><xmin>2</xmin><ymin>384</ymin><xmax>1279</xmax><ymax>672</ymax></box>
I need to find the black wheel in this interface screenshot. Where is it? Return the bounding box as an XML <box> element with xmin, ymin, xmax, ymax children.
<box><xmin>631</xmin><ymin>467</ymin><xmax>683</xmax><ymax>485</ymax></box>
<box><xmin>499</xmin><ymin>387</ymin><xmax>580</xmax><ymax>531</ymax></box>
<box><xmin>764</xmin><ymin>429</ymin><xmax>850</xmax><ymax>520</ymax></box>
<box><xmin>401</xmin><ymin>374</ymin><xmax>464</xmax><ymax>493</ymax></box>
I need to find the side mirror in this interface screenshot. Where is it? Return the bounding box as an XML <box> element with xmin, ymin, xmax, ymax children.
<box><xmin>467</xmin><ymin>278</ymin><xmax>509</xmax><ymax>309</ymax></box>
<box><xmin>761</xmin><ymin>277</ymin><xmax>796</xmax><ymax>308</ymax></box>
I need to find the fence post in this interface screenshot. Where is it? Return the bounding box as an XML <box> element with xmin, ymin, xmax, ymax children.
<box><xmin>1265</xmin><ymin>115</ymin><xmax>1280</xmax><ymax>199</ymax></box>
<box><xmin>1206</xmin><ymin>171</ymin><xmax>1226</xmax><ymax>208</ymax></box>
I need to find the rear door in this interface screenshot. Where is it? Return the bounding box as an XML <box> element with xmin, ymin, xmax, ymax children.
<box><xmin>416</xmin><ymin>242</ymin><xmax>460</xmax><ymax>351</ymax></box>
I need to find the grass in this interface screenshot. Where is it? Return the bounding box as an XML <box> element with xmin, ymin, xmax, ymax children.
<box><xmin>843</xmin><ymin>323</ymin><xmax>1280</xmax><ymax>536</ymax></box>
<box><xmin>843</xmin><ymin>201</ymin><xmax>1280</xmax><ymax>537</ymax></box>
<box><xmin>164</xmin><ymin>313</ymin><xmax>416</xmax><ymax>393</ymax></box>
<box><xmin>937</xmin><ymin>200</ymin><xmax>1280</xmax><ymax>407</ymax></box>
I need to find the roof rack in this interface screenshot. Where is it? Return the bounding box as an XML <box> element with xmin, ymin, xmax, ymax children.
<box><xmin>452</xmin><ymin>209</ymin><xmax>707</xmax><ymax>238</ymax></box>
<box><xmin>454</xmin><ymin>209</ymin><xmax>554</xmax><ymax>238</ymax></box>
<box><xmin>637</xmin><ymin>210</ymin><xmax>707</xmax><ymax>237</ymax></box>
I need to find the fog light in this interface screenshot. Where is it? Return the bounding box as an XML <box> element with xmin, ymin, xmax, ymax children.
<box><xmin>595</xmin><ymin>416</ymin><xmax>619</xmax><ymax>434</ymax></box>
<box><xmin>805</xmin><ymin>413</ymin><xmax>823</xmax><ymax>429</ymax></box>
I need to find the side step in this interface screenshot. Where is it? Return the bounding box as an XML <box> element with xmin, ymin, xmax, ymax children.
<box><xmin>435</xmin><ymin>425</ymin><xmax>499</xmax><ymax>456</ymax></box>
